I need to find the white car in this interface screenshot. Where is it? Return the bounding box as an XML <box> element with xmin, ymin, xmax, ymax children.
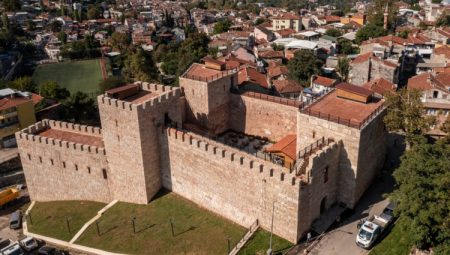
<box><xmin>18</xmin><ymin>237</ymin><xmax>38</xmax><ymax>252</ymax></box>
<box><xmin>0</xmin><ymin>241</ymin><xmax>23</xmax><ymax>255</ymax></box>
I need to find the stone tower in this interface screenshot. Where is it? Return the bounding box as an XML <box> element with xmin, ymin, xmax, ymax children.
<box><xmin>98</xmin><ymin>83</ymin><xmax>182</xmax><ymax>204</ymax></box>
<box><xmin>179</xmin><ymin>58</ymin><xmax>238</xmax><ymax>135</ymax></box>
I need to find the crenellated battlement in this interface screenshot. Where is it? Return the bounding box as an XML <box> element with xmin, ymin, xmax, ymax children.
<box><xmin>165</xmin><ymin>128</ymin><xmax>301</xmax><ymax>187</ymax></box>
<box><xmin>16</xmin><ymin>119</ymin><xmax>105</xmax><ymax>156</ymax></box>
<box><xmin>302</xmin><ymin>140</ymin><xmax>341</xmax><ymax>183</ymax></box>
<box><xmin>98</xmin><ymin>82</ymin><xmax>182</xmax><ymax>112</ymax></box>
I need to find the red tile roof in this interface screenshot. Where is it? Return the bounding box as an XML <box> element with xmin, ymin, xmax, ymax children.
<box><xmin>272</xmin><ymin>13</ymin><xmax>301</xmax><ymax>20</ymax></box>
<box><xmin>362</xmin><ymin>78</ymin><xmax>396</xmax><ymax>95</ymax></box>
<box><xmin>273</xmin><ymin>80</ymin><xmax>303</xmax><ymax>94</ymax></box>
<box><xmin>267</xmin><ymin>65</ymin><xmax>289</xmax><ymax>79</ymax></box>
<box><xmin>407</xmin><ymin>73</ymin><xmax>432</xmax><ymax>90</ymax></box>
<box><xmin>258</xmin><ymin>50</ymin><xmax>284</xmax><ymax>59</ymax></box>
<box><xmin>313</xmin><ymin>76</ymin><xmax>337</xmax><ymax>87</ymax></box>
<box><xmin>336</xmin><ymin>82</ymin><xmax>373</xmax><ymax>97</ymax></box>
<box><xmin>265</xmin><ymin>134</ymin><xmax>297</xmax><ymax>160</ymax></box>
<box><xmin>238</xmin><ymin>66</ymin><xmax>269</xmax><ymax>88</ymax></box>
<box><xmin>0</xmin><ymin>93</ymin><xmax>43</xmax><ymax>111</ymax></box>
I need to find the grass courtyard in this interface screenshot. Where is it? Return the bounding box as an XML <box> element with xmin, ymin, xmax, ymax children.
<box><xmin>238</xmin><ymin>230</ymin><xmax>293</xmax><ymax>255</ymax></box>
<box><xmin>76</xmin><ymin>191</ymin><xmax>249</xmax><ymax>254</ymax></box>
<box><xmin>370</xmin><ymin>218</ymin><xmax>413</xmax><ymax>255</ymax></box>
<box><xmin>27</xmin><ymin>201</ymin><xmax>105</xmax><ymax>241</ymax></box>
<box><xmin>32</xmin><ymin>59</ymin><xmax>104</xmax><ymax>95</ymax></box>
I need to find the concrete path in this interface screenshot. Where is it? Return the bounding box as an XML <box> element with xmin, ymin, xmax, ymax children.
<box><xmin>69</xmin><ymin>200</ymin><xmax>118</xmax><ymax>244</ymax></box>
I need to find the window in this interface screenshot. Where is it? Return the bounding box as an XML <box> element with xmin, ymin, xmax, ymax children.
<box><xmin>324</xmin><ymin>166</ymin><xmax>329</xmax><ymax>183</ymax></box>
<box><xmin>87</xmin><ymin>167</ymin><xmax>91</xmax><ymax>174</ymax></box>
<box><xmin>50</xmin><ymin>159</ymin><xmax>54</xmax><ymax>165</ymax></box>
<box><xmin>39</xmin><ymin>156</ymin><xmax>42</xmax><ymax>163</ymax></box>
<box><xmin>433</xmin><ymin>91</ymin><xmax>439</xmax><ymax>98</ymax></box>
<box><xmin>62</xmin><ymin>162</ymin><xmax>66</xmax><ymax>168</ymax></box>
<box><xmin>75</xmin><ymin>164</ymin><xmax>78</xmax><ymax>171</ymax></box>
<box><xmin>115</xmin><ymin>119</ymin><xmax>118</xmax><ymax>127</ymax></box>
<box><xmin>27</xmin><ymin>154</ymin><xmax>31</xmax><ymax>160</ymax></box>
<box><xmin>102</xmin><ymin>169</ymin><xmax>107</xmax><ymax>179</ymax></box>
<box><xmin>117</xmin><ymin>135</ymin><xmax>120</xmax><ymax>142</ymax></box>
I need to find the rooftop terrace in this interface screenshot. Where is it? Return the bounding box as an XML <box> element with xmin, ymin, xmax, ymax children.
<box><xmin>182</xmin><ymin>63</ymin><xmax>237</xmax><ymax>82</ymax></box>
<box><xmin>302</xmin><ymin>90</ymin><xmax>385</xmax><ymax>129</ymax></box>
<box><xmin>105</xmin><ymin>84</ymin><xmax>161</xmax><ymax>104</ymax></box>
<box><xmin>37</xmin><ymin>128</ymin><xmax>104</xmax><ymax>147</ymax></box>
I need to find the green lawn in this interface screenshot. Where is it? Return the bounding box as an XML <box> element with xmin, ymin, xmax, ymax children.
<box><xmin>238</xmin><ymin>230</ymin><xmax>293</xmax><ymax>255</ymax></box>
<box><xmin>27</xmin><ymin>201</ymin><xmax>105</xmax><ymax>241</ymax></box>
<box><xmin>32</xmin><ymin>59</ymin><xmax>103</xmax><ymax>95</ymax></box>
<box><xmin>370</xmin><ymin>218</ymin><xmax>413</xmax><ymax>255</ymax></box>
<box><xmin>76</xmin><ymin>191</ymin><xmax>249</xmax><ymax>254</ymax></box>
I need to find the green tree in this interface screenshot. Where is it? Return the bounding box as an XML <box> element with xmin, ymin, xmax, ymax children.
<box><xmin>48</xmin><ymin>20</ymin><xmax>62</xmax><ymax>33</ymax></box>
<box><xmin>287</xmin><ymin>49</ymin><xmax>323</xmax><ymax>85</ymax></box>
<box><xmin>325</xmin><ymin>28</ymin><xmax>342</xmax><ymax>37</ymax></box>
<box><xmin>177</xmin><ymin>32</ymin><xmax>209</xmax><ymax>74</ymax></box>
<box><xmin>39</xmin><ymin>80</ymin><xmax>70</xmax><ymax>100</ymax></box>
<box><xmin>390</xmin><ymin>141</ymin><xmax>450</xmax><ymax>254</ymax></box>
<box><xmin>87</xmin><ymin>4</ymin><xmax>101</xmax><ymax>20</ymax></box>
<box><xmin>109</xmin><ymin>31</ymin><xmax>130</xmax><ymax>52</ymax></box>
<box><xmin>337</xmin><ymin>38</ymin><xmax>356</xmax><ymax>55</ymax></box>
<box><xmin>10</xmin><ymin>76</ymin><xmax>37</xmax><ymax>92</ymax></box>
<box><xmin>98</xmin><ymin>76</ymin><xmax>126</xmax><ymax>93</ymax></box>
<box><xmin>355</xmin><ymin>23</ymin><xmax>387</xmax><ymax>44</ymax></box>
<box><xmin>213</xmin><ymin>19</ymin><xmax>232</xmax><ymax>34</ymax></box>
<box><xmin>58</xmin><ymin>31</ymin><xmax>67</xmax><ymax>44</ymax></box>
<box><xmin>61</xmin><ymin>92</ymin><xmax>99</xmax><ymax>125</ymax></box>
<box><xmin>436</xmin><ymin>12</ymin><xmax>450</xmax><ymax>27</ymax></box>
<box><xmin>336</xmin><ymin>57</ymin><xmax>350</xmax><ymax>82</ymax></box>
<box><xmin>1</xmin><ymin>13</ymin><xmax>10</xmax><ymax>32</ymax></box>
<box><xmin>122</xmin><ymin>48</ymin><xmax>159</xmax><ymax>82</ymax></box>
<box><xmin>383</xmin><ymin>88</ymin><xmax>435</xmax><ymax>147</ymax></box>
<box><xmin>3</xmin><ymin>0</ymin><xmax>20</xmax><ymax>11</ymax></box>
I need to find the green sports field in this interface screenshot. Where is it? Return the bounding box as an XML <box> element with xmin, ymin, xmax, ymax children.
<box><xmin>33</xmin><ymin>59</ymin><xmax>104</xmax><ymax>95</ymax></box>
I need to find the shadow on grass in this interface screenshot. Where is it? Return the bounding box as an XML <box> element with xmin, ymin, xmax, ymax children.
<box><xmin>98</xmin><ymin>225</ymin><xmax>118</xmax><ymax>236</ymax></box>
<box><xmin>174</xmin><ymin>226</ymin><xmax>197</xmax><ymax>237</ymax></box>
<box><xmin>135</xmin><ymin>224</ymin><xmax>156</xmax><ymax>234</ymax></box>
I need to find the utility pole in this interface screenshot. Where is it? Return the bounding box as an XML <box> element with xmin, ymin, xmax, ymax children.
<box><xmin>267</xmin><ymin>201</ymin><xmax>275</xmax><ymax>255</ymax></box>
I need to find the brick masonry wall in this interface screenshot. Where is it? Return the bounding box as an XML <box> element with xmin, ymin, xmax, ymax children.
<box><xmin>349</xmin><ymin>60</ymin><xmax>370</xmax><ymax>86</ymax></box>
<box><xmin>159</xmin><ymin>128</ymin><xmax>302</xmax><ymax>243</ymax></box>
<box><xmin>296</xmin><ymin>110</ymin><xmax>386</xmax><ymax>208</ymax></box>
<box><xmin>15</xmin><ymin>121</ymin><xmax>112</xmax><ymax>203</ymax></box>
<box><xmin>229</xmin><ymin>94</ymin><xmax>298</xmax><ymax>141</ymax></box>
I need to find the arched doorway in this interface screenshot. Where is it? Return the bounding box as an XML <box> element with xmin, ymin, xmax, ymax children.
<box><xmin>320</xmin><ymin>196</ymin><xmax>327</xmax><ymax>214</ymax></box>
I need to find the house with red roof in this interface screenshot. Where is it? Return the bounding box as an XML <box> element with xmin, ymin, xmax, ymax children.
<box><xmin>362</xmin><ymin>78</ymin><xmax>396</xmax><ymax>98</ymax></box>
<box><xmin>311</xmin><ymin>75</ymin><xmax>337</xmax><ymax>94</ymax></box>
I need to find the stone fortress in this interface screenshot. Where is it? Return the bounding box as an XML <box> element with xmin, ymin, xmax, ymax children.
<box><xmin>16</xmin><ymin>59</ymin><xmax>387</xmax><ymax>243</ymax></box>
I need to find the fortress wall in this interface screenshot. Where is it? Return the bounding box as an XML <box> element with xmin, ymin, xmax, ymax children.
<box><xmin>229</xmin><ymin>94</ymin><xmax>298</xmax><ymax>141</ymax></box>
<box><xmin>15</xmin><ymin>125</ymin><xmax>111</xmax><ymax>203</ymax></box>
<box><xmin>298</xmin><ymin>141</ymin><xmax>341</xmax><ymax>234</ymax></box>
<box><xmin>296</xmin><ymin>109</ymin><xmax>386</xmax><ymax>208</ymax></box>
<box><xmin>159</xmin><ymin>128</ymin><xmax>302</xmax><ymax>243</ymax></box>
<box><xmin>45</xmin><ymin>119</ymin><xmax>102</xmax><ymax>136</ymax></box>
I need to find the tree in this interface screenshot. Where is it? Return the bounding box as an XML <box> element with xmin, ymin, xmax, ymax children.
<box><xmin>176</xmin><ymin>32</ymin><xmax>209</xmax><ymax>74</ymax></box>
<box><xmin>383</xmin><ymin>88</ymin><xmax>435</xmax><ymax>147</ymax></box>
<box><xmin>337</xmin><ymin>38</ymin><xmax>356</xmax><ymax>55</ymax></box>
<box><xmin>213</xmin><ymin>19</ymin><xmax>232</xmax><ymax>34</ymax></box>
<box><xmin>390</xmin><ymin>141</ymin><xmax>450</xmax><ymax>254</ymax></box>
<box><xmin>287</xmin><ymin>49</ymin><xmax>323</xmax><ymax>85</ymax></box>
<box><xmin>3</xmin><ymin>0</ymin><xmax>20</xmax><ymax>11</ymax></box>
<box><xmin>325</xmin><ymin>28</ymin><xmax>342</xmax><ymax>38</ymax></box>
<box><xmin>87</xmin><ymin>4</ymin><xmax>101</xmax><ymax>20</ymax></box>
<box><xmin>109</xmin><ymin>32</ymin><xmax>130</xmax><ymax>52</ymax></box>
<box><xmin>122</xmin><ymin>48</ymin><xmax>159</xmax><ymax>82</ymax></box>
<box><xmin>39</xmin><ymin>80</ymin><xmax>70</xmax><ymax>100</ymax></box>
<box><xmin>436</xmin><ymin>12</ymin><xmax>450</xmax><ymax>27</ymax></box>
<box><xmin>58</xmin><ymin>31</ymin><xmax>67</xmax><ymax>44</ymax></box>
<box><xmin>355</xmin><ymin>23</ymin><xmax>387</xmax><ymax>44</ymax></box>
<box><xmin>10</xmin><ymin>77</ymin><xmax>37</xmax><ymax>92</ymax></box>
<box><xmin>98</xmin><ymin>76</ymin><xmax>126</xmax><ymax>93</ymax></box>
<box><xmin>61</xmin><ymin>92</ymin><xmax>99</xmax><ymax>125</ymax></box>
<box><xmin>48</xmin><ymin>20</ymin><xmax>62</xmax><ymax>33</ymax></box>
<box><xmin>336</xmin><ymin>57</ymin><xmax>350</xmax><ymax>82</ymax></box>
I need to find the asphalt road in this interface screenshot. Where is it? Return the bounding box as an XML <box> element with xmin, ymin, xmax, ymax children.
<box><xmin>306</xmin><ymin>134</ymin><xmax>404</xmax><ymax>255</ymax></box>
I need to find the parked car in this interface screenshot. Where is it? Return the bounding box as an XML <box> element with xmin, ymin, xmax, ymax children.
<box><xmin>37</xmin><ymin>246</ymin><xmax>68</xmax><ymax>255</ymax></box>
<box><xmin>18</xmin><ymin>237</ymin><xmax>38</xmax><ymax>252</ymax></box>
<box><xmin>9</xmin><ymin>211</ymin><xmax>22</xmax><ymax>229</ymax></box>
<box><xmin>0</xmin><ymin>241</ymin><xmax>23</xmax><ymax>255</ymax></box>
